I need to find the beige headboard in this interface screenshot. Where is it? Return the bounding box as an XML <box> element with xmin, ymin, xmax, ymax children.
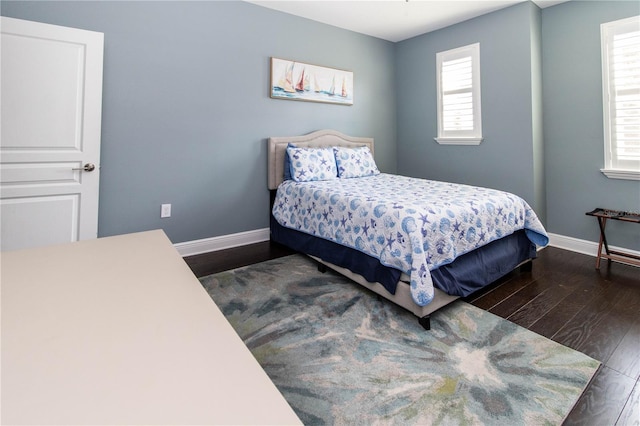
<box><xmin>267</xmin><ymin>129</ymin><xmax>374</xmax><ymax>190</ymax></box>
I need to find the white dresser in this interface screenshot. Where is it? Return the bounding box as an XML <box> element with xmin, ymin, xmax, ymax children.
<box><xmin>1</xmin><ymin>230</ymin><xmax>300</xmax><ymax>425</ymax></box>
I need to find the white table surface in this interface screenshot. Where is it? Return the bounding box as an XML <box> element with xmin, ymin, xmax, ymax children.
<box><xmin>1</xmin><ymin>230</ymin><xmax>301</xmax><ymax>425</ymax></box>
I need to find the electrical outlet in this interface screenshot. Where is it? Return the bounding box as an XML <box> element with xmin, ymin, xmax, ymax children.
<box><xmin>161</xmin><ymin>203</ymin><xmax>171</xmax><ymax>218</ymax></box>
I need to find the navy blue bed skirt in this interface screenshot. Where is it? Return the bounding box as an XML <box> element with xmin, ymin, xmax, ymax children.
<box><xmin>270</xmin><ymin>215</ymin><xmax>536</xmax><ymax>298</ymax></box>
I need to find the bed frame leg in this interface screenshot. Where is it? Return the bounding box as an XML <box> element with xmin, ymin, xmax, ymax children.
<box><xmin>418</xmin><ymin>315</ymin><xmax>431</xmax><ymax>330</ymax></box>
<box><xmin>317</xmin><ymin>263</ymin><xmax>327</xmax><ymax>273</ymax></box>
<box><xmin>520</xmin><ymin>260</ymin><xmax>533</xmax><ymax>273</ymax></box>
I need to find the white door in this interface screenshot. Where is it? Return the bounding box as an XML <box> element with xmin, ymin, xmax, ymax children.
<box><xmin>1</xmin><ymin>17</ymin><xmax>104</xmax><ymax>251</ymax></box>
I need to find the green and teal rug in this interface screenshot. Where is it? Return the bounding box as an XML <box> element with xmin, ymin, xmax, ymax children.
<box><xmin>199</xmin><ymin>255</ymin><xmax>599</xmax><ymax>425</ymax></box>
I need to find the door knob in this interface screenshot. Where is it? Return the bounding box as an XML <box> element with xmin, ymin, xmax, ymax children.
<box><xmin>72</xmin><ymin>163</ymin><xmax>96</xmax><ymax>172</ymax></box>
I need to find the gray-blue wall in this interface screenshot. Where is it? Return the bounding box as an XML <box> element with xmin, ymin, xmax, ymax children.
<box><xmin>396</xmin><ymin>0</ymin><xmax>639</xmax><ymax>251</ymax></box>
<box><xmin>3</xmin><ymin>1</ymin><xmax>639</xmax><ymax>252</ymax></box>
<box><xmin>395</xmin><ymin>2</ymin><xmax>544</xmax><ymax>217</ymax></box>
<box><xmin>1</xmin><ymin>1</ymin><xmax>397</xmax><ymax>243</ymax></box>
<box><xmin>542</xmin><ymin>0</ymin><xmax>640</xmax><ymax>251</ymax></box>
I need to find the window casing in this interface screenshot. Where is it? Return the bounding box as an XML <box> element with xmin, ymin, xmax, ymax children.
<box><xmin>435</xmin><ymin>43</ymin><xmax>482</xmax><ymax>145</ymax></box>
<box><xmin>601</xmin><ymin>16</ymin><xmax>640</xmax><ymax>180</ymax></box>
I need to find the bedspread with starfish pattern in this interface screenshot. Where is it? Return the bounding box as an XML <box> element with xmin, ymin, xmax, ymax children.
<box><xmin>272</xmin><ymin>174</ymin><xmax>548</xmax><ymax>306</ymax></box>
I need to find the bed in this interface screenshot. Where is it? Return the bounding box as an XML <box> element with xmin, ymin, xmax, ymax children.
<box><xmin>268</xmin><ymin>129</ymin><xmax>548</xmax><ymax>329</ymax></box>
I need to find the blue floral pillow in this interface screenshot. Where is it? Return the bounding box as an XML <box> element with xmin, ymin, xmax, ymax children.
<box><xmin>333</xmin><ymin>146</ymin><xmax>380</xmax><ymax>178</ymax></box>
<box><xmin>287</xmin><ymin>146</ymin><xmax>338</xmax><ymax>182</ymax></box>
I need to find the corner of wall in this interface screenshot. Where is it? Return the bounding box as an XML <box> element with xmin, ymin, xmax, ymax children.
<box><xmin>529</xmin><ymin>1</ymin><xmax>546</xmax><ymax>224</ymax></box>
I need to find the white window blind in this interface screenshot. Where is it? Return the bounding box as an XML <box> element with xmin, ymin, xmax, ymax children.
<box><xmin>601</xmin><ymin>15</ymin><xmax>640</xmax><ymax>180</ymax></box>
<box><xmin>435</xmin><ymin>43</ymin><xmax>482</xmax><ymax>145</ymax></box>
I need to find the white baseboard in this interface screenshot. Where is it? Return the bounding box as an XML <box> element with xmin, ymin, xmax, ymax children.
<box><xmin>547</xmin><ymin>232</ymin><xmax>640</xmax><ymax>259</ymax></box>
<box><xmin>175</xmin><ymin>228</ymin><xmax>640</xmax><ymax>262</ymax></box>
<box><xmin>546</xmin><ymin>233</ymin><xmax>597</xmax><ymax>256</ymax></box>
<box><xmin>174</xmin><ymin>228</ymin><xmax>270</xmax><ymax>257</ymax></box>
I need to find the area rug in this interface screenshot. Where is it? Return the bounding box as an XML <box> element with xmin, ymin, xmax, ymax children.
<box><xmin>199</xmin><ymin>254</ymin><xmax>600</xmax><ymax>425</ymax></box>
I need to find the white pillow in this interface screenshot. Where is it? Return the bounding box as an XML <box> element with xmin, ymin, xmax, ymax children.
<box><xmin>333</xmin><ymin>146</ymin><xmax>380</xmax><ymax>178</ymax></box>
<box><xmin>287</xmin><ymin>146</ymin><xmax>338</xmax><ymax>182</ymax></box>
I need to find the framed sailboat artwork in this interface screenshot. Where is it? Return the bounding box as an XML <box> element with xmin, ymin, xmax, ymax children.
<box><xmin>270</xmin><ymin>57</ymin><xmax>353</xmax><ymax>105</ymax></box>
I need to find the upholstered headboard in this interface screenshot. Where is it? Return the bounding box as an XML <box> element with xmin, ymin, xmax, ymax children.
<box><xmin>267</xmin><ymin>129</ymin><xmax>374</xmax><ymax>190</ymax></box>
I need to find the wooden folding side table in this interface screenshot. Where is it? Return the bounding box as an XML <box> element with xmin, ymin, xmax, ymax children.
<box><xmin>585</xmin><ymin>208</ymin><xmax>640</xmax><ymax>269</ymax></box>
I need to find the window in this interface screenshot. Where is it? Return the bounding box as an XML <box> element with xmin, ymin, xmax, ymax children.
<box><xmin>435</xmin><ymin>43</ymin><xmax>482</xmax><ymax>145</ymax></box>
<box><xmin>601</xmin><ymin>16</ymin><xmax>640</xmax><ymax>180</ymax></box>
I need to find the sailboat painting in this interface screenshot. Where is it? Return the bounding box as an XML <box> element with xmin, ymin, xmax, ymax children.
<box><xmin>270</xmin><ymin>57</ymin><xmax>353</xmax><ymax>105</ymax></box>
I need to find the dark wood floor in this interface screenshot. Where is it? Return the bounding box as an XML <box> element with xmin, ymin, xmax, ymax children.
<box><xmin>184</xmin><ymin>243</ymin><xmax>640</xmax><ymax>426</ymax></box>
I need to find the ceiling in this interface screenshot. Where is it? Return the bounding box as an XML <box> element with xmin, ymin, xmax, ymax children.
<box><xmin>244</xmin><ymin>0</ymin><xmax>569</xmax><ymax>42</ymax></box>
